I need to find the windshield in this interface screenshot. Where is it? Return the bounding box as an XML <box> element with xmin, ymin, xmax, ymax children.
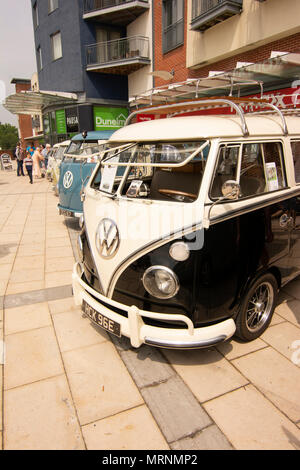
<box><xmin>91</xmin><ymin>141</ymin><xmax>210</xmax><ymax>203</ymax></box>
<box><xmin>55</xmin><ymin>146</ymin><xmax>67</xmax><ymax>160</ymax></box>
<box><xmin>65</xmin><ymin>141</ymin><xmax>100</xmax><ymax>157</ymax></box>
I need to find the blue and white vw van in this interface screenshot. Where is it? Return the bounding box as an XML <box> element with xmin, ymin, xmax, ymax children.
<box><xmin>73</xmin><ymin>97</ymin><xmax>300</xmax><ymax>350</ymax></box>
<box><xmin>58</xmin><ymin>131</ymin><xmax>114</xmax><ymax>218</ymax></box>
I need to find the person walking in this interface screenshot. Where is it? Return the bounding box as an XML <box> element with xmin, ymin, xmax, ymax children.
<box><xmin>23</xmin><ymin>151</ymin><xmax>33</xmax><ymax>184</ymax></box>
<box><xmin>15</xmin><ymin>143</ymin><xmax>25</xmax><ymax>176</ymax></box>
<box><xmin>42</xmin><ymin>143</ymin><xmax>51</xmax><ymax>169</ymax></box>
<box><xmin>32</xmin><ymin>146</ymin><xmax>44</xmax><ymax>178</ymax></box>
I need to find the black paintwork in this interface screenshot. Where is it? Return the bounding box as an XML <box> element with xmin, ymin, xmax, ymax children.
<box><xmin>82</xmin><ymin>193</ymin><xmax>300</xmax><ymax>328</ymax></box>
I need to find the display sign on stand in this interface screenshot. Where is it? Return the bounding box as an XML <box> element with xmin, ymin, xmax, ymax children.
<box><xmin>0</xmin><ymin>153</ymin><xmax>13</xmax><ymax>171</ymax></box>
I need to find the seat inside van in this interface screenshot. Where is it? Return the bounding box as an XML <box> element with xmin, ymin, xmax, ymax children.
<box><xmin>150</xmin><ymin>168</ymin><xmax>201</xmax><ymax>200</ymax></box>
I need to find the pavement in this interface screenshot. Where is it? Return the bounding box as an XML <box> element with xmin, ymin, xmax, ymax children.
<box><xmin>0</xmin><ymin>165</ymin><xmax>300</xmax><ymax>451</ymax></box>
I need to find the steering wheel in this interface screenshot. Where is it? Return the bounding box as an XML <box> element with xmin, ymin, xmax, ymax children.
<box><xmin>158</xmin><ymin>189</ymin><xmax>197</xmax><ymax>202</ymax></box>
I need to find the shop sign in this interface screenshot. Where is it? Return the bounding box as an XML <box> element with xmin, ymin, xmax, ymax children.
<box><xmin>66</xmin><ymin>107</ymin><xmax>79</xmax><ymax>133</ymax></box>
<box><xmin>56</xmin><ymin>109</ymin><xmax>67</xmax><ymax>134</ymax></box>
<box><xmin>43</xmin><ymin>114</ymin><xmax>51</xmax><ymax>135</ymax></box>
<box><xmin>137</xmin><ymin>113</ymin><xmax>155</xmax><ymax>122</ymax></box>
<box><xmin>94</xmin><ymin>107</ymin><xmax>128</xmax><ymax>131</ymax></box>
<box><xmin>180</xmin><ymin>86</ymin><xmax>300</xmax><ymax>118</ymax></box>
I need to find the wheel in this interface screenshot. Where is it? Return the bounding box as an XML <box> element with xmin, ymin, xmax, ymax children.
<box><xmin>235</xmin><ymin>273</ymin><xmax>278</xmax><ymax>341</ymax></box>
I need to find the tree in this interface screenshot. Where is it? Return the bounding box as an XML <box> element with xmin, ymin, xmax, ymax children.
<box><xmin>0</xmin><ymin>122</ymin><xmax>19</xmax><ymax>152</ymax></box>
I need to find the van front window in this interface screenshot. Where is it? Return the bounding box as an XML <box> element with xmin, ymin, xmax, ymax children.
<box><xmin>92</xmin><ymin>141</ymin><xmax>210</xmax><ymax>203</ymax></box>
<box><xmin>65</xmin><ymin>141</ymin><xmax>100</xmax><ymax>157</ymax></box>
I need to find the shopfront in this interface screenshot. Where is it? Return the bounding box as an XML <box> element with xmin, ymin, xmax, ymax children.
<box><xmin>43</xmin><ymin>104</ymin><xmax>129</xmax><ymax>145</ymax></box>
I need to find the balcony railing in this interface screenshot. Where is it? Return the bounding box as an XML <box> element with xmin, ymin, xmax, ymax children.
<box><xmin>191</xmin><ymin>0</ymin><xmax>243</xmax><ymax>32</ymax></box>
<box><xmin>84</xmin><ymin>0</ymin><xmax>148</xmax><ymax>13</ymax></box>
<box><xmin>83</xmin><ymin>0</ymin><xmax>149</xmax><ymax>25</ymax></box>
<box><xmin>86</xmin><ymin>36</ymin><xmax>150</xmax><ymax>73</ymax></box>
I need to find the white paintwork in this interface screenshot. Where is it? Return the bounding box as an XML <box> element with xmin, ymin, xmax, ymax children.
<box><xmin>109</xmin><ymin>115</ymin><xmax>300</xmax><ymax>142</ymax></box>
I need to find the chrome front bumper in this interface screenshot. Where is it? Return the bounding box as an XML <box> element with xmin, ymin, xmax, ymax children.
<box><xmin>72</xmin><ymin>262</ymin><xmax>236</xmax><ymax>349</ymax></box>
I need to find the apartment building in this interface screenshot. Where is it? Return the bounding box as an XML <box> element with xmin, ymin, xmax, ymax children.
<box><xmin>30</xmin><ymin>0</ymin><xmax>152</xmax><ymax>143</ymax></box>
<box><xmin>152</xmin><ymin>0</ymin><xmax>300</xmax><ymax>94</ymax></box>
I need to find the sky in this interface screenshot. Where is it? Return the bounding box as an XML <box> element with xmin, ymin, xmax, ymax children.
<box><xmin>0</xmin><ymin>0</ymin><xmax>36</xmax><ymax>126</ymax></box>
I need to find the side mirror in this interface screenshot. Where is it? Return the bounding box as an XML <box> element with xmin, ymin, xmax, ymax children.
<box><xmin>205</xmin><ymin>180</ymin><xmax>241</xmax><ymax>229</ymax></box>
<box><xmin>221</xmin><ymin>180</ymin><xmax>240</xmax><ymax>200</ymax></box>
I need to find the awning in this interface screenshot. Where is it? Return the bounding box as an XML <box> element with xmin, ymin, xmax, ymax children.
<box><xmin>129</xmin><ymin>51</ymin><xmax>300</xmax><ymax>107</ymax></box>
<box><xmin>4</xmin><ymin>90</ymin><xmax>77</xmax><ymax>116</ymax></box>
<box><xmin>24</xmin><ymin>134</ymin><xmax>44</xmax><ymax>141</ymax></box>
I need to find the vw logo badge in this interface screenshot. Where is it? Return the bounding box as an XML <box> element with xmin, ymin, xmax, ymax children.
<box><xmin>63</xmin><ymin>171</ymin><xmax>73</xmax><ymax>189</ymax></box>
<box><xmin>95</xmin><ymin>218</ymin><xmax>120</xmax><ymax>259</ymax></box>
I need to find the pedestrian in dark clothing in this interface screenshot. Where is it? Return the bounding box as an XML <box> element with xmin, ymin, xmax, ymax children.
<box><xmin>24</xmin><ymin>151</ymin><xmax>33</xmax><ymax>184</ymax></box>
<box><xmin>15</xmin><ymin>143</ymin><xmax>25</xmax><ymax>176</ymax></box>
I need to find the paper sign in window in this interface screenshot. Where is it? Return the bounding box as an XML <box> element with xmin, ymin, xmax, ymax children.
<box><xmin>265</xmin><ymin>162</ymin><xmax>279</xmax><ymax>191</ymax></box>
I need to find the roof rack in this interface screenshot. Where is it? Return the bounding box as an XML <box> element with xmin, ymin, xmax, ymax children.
<box><xmin>129</xmin><ymin>74</ymin><xmax>263</xmax><ymax>107</ymax></box>
<box><xmin>125</xmin><ymin>96</ymin><xmax>288</xmax><ymax>136</ymax></box>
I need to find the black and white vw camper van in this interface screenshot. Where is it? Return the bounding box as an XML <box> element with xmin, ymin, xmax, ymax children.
<box><xmin>72</xmin><ymin>97</ymin><xmax>300</xmax><ymax>349</ymax></box>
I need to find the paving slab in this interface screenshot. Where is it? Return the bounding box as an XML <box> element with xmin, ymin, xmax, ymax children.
<box><xmin>4</xmin><ymin>375</ymin><xmax>85</xmax><ymax>450</ymax></box>
<box><xmin>162</xmin><ymin>347</ymin><xmax>248</xmax><ymax>403</ymax></box>
<box><xmin>262</xmin><ymin>321</ymin><xmax>300</xmax><ymax>365</ymax></box>
<box><xmin>82</xmin><ymin>405</ymin><xmax>169</xmax><ymax>450</ymax></box>
<box><xmin>232</xmin><ymin>347</ymin><xmax>300</xmax><ymax>422</ymax></box>
<box><xmin>5</xmin><ymin>302</ymin><xmax>52</xmax><ymax>335</ymax></box>
<box><xmin>62</xmin><ymin>341</ymin><xmax>144</xmax><ymax>425</ymax></box>
<box><xmin>203</xmin><ymin>385</ymin><xmax>300</xmax><ymax>450</ymax></box>
<box><xmin>141</xmin><ymin>375</ymin><xmax>212</xmax><ymax>444</ymax></box>
<box><xmin>4</xmin><ymin>325</ymin><xmax>64</xmax><ymax>390</ymax></box>
<box><xmin>52</xmin><ymin>308</ymin><xmax>109</xmax><ymax>352</ymax></box>
<box><xmin>170</xmin><ymin>424</ymin><xmax>233</xmax><ymax>450</ymax></box>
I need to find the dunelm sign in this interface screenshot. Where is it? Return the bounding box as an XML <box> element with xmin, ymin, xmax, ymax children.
<box><xmin>94</xmin><ymin>106</ymin><xmax>128</xmax><ymax>131</ymax></box>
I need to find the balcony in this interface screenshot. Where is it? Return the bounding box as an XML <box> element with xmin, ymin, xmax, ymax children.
<box><xmin>83</xmin><ymin>0</ymin><xmax>149</xmax><ymax>26</ymax></box>
<box><xmin>86</xmin><ymin>36</ymin><xmax>150</xmax><ymax>74</ymax></box>
<box><xmin>191</xmin><ymin>0</ymin><xmax>243</xmax><ymax>32</ymax></box>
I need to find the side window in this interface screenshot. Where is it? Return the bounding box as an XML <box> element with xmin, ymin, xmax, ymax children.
<box><xmin>211</xmin><ymin>142</ymin><xmax>287</xmax><ymax>199</ymax></box>
<box><xmin>240</xmin><ymin>144</ymin><xmax>266</xmax><ymax>197</ymax></box>
<box><xmin>211</xmin><ymin>145</ymin><xmax>239</xmax><ymax>198</ymax></box>
<box><xmin>291</xmin><ymin>140</ymin><xmax>300</xmax><ymax>183</ymax></box>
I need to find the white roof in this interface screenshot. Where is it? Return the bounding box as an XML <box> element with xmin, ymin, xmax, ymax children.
<box><xmin>53</xmin><ymin>140</ymin><xmax>70</xmax><ymax>148</ymax></box>
<box><xmin>109</xmin><ymin>114</ymin><xmax>300</xmax><ymax>142</ymax></box>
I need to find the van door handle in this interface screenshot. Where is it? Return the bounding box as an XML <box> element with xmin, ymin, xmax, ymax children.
<box><xmin>279</xmin><ymin>213</ymin><xmax>293</xmax><ymax>228</ymax></box>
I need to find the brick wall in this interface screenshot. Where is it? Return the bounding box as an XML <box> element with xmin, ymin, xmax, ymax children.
<box><xmin>189</xmin><ymin>32</ymin><xmax>300</xmax><ymax>78</ymax></box>
<box><xmin>153</xmin><ymin>0</ymin><xmax>189</xmax><ymax>87</ymax></box>
<box><xmin>13</xmin><ymin>81</ymin><xmax>34</xmax><ymax>147</ymax></box>
<box><xmin>154</xmin><ymin>2</ymin><xmax>300</xmax><ymax>85</ymax></box>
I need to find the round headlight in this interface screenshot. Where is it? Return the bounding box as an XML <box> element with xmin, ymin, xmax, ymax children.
<box><xmin>142</xmin><ymin>266</ymin><xmax>179</xmax><ymax>299</ymax></box>
<box><xmin>169</xmin><ymin>241</ymin><xmax>190</xmax><ymax>261</ymax></box>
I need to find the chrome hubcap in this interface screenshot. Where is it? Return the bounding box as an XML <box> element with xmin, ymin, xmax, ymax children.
<box><xmin>246</xmin><ymin>282</ymin><xmax>273</xmax><ymax>332</ymax></box>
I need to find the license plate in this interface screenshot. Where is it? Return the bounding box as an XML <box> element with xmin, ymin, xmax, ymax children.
<box><xmin>59</xmin><ymin>209</ymin><xmax>74</xmax><ymax>217</ymax></box>
<box><xmin>82</xmin><ymin>300</ymin><xmax>121</xmax><ymax>337</ymax></box>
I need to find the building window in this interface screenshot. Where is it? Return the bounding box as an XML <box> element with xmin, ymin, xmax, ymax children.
<box><xmin>37</xmin><ymin>46</ymin><xmax>42</xmax><ymax>71</ymax></box>
<box><xmin>33</xmin><ymin>2</ymin><xmax>39</xmax><ymax>29</ymax></box>
<box><xmin>51</xmin><ymin>32</ymin><xmax>62</xmax><ymax>61</ymax></box>
<box><xmin>49</xmin><ymin>0</ymin><xmax>59</xmax><ymax>13</ymax></box>
<box><xmin>163</xmin><ymin>0</ymin><xmax>184</xmax><ymax>54</ymax></box>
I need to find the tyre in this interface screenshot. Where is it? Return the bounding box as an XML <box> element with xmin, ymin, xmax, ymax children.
<box><xmin>235</xmin><ymin>273</ymin><xmax>278</xmax><ymax>341</ymax></box>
